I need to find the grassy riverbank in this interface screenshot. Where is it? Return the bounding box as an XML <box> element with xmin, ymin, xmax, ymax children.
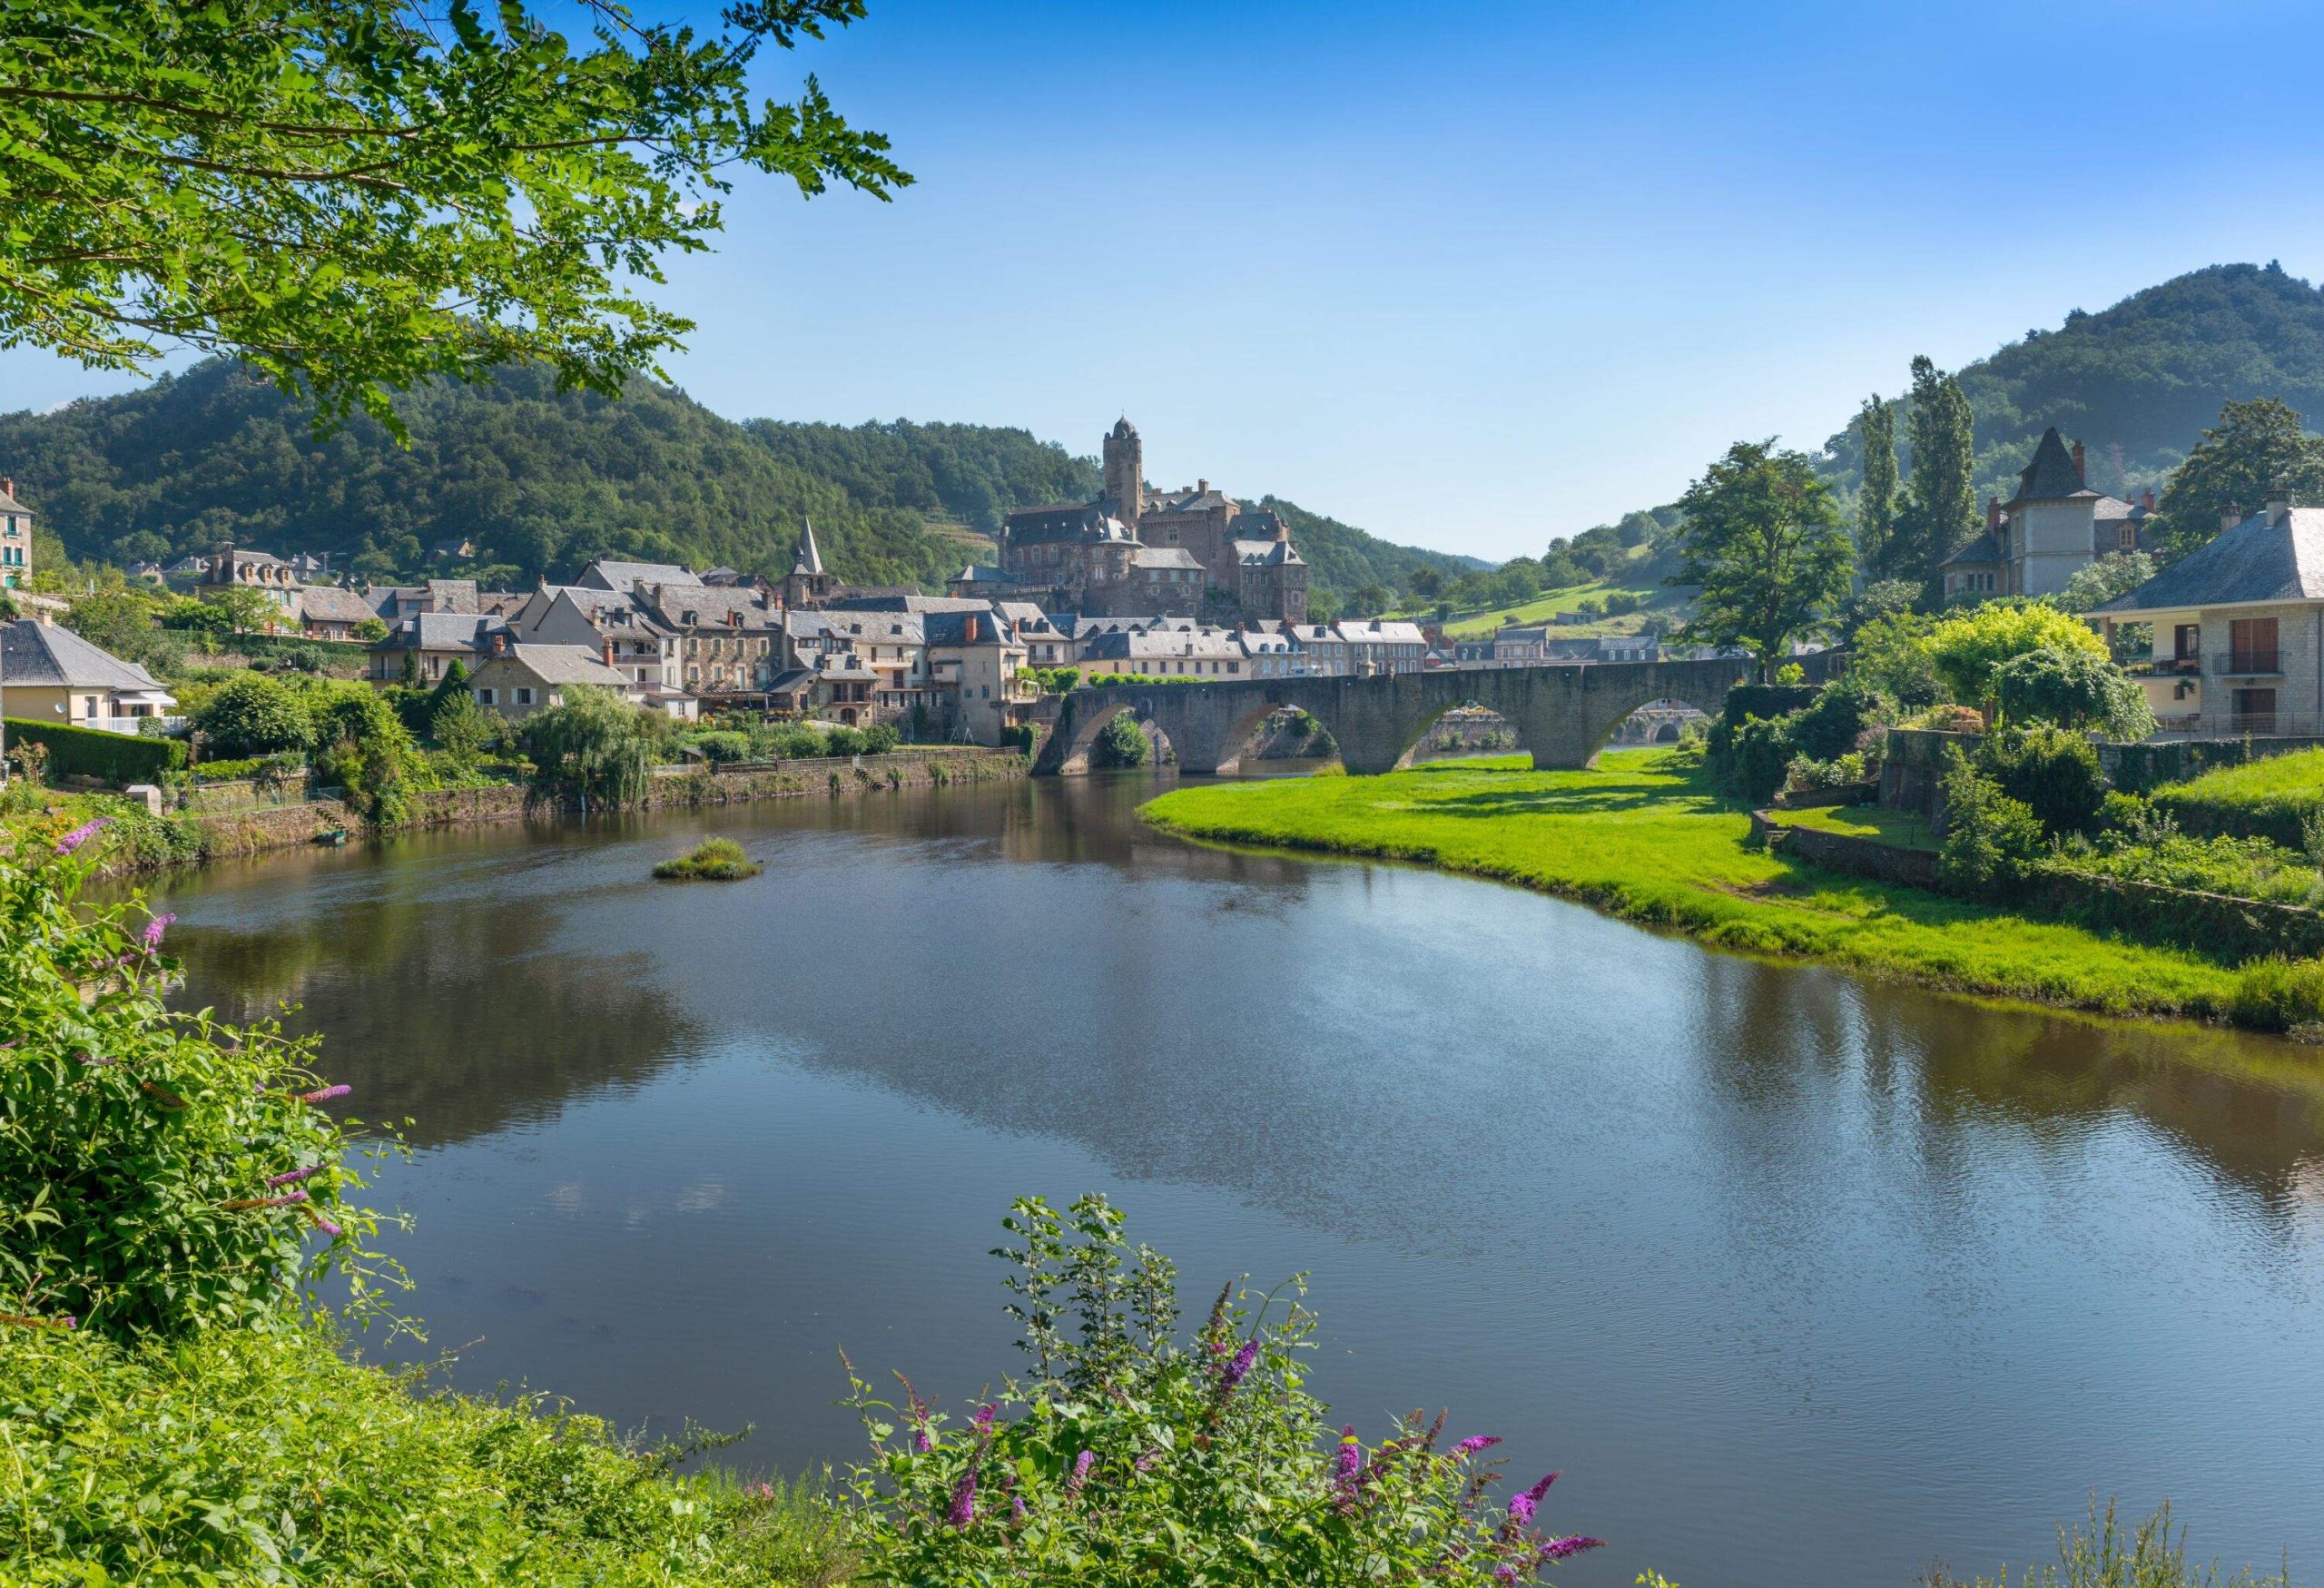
<box><xmin>1143</xmin><ymin>749</ymin><xmax>2267</xmax><ymax>1024</ymax></box>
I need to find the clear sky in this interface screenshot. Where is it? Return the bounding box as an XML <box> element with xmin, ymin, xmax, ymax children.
<box><xmin>9</xmin><ymin>0</ymin><xmax>2324</xmax><ymax>561</ymax></box>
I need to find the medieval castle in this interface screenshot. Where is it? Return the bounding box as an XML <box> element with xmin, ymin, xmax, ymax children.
<box><xmin>991</xmin><ymin>419</ymin><xmax>1309</xmax><ymax>622</ymax></box>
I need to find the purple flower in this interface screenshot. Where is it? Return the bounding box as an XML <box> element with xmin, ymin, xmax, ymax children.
<box><xmin>1493</xmin><ymin>1569</ymin><xmax>1519</xmax><ymax>1583</ymax></box>
<box><xmin>1524</xmin><ymin>1471</ymin><xmax>1560</xmax><ymax>1504</ymax></box>
<box><xmin>1508</xmin><ymin>1493</ymin><xmax>1538</xmax><ymax>1527</ymax></box>
<box><xmin>142</xmin><ymin>913</ymin><xmax>176</xmax><ymax>950</ymax></box>
<box><xmin>947</xmin><ymin>1463</ymin><xmax>979</xmax><ymax>1528</ymax></box>
<box><xmin>299</xmin><ymin>1084</ymin><xmax>351</xmax><ymax>1103</ymax></box>
<box><xmin>310</xmin><ymin>1214</ymin><xmax>342</xmax><ymax>1238</ymax></box>
<box><xmin>912</xmin><ymin>1427</ymin><xmax>932</xmax><ymax>1455</ymax></box>
<box><xmin>266</xmin><ymin>1165</ymin><xmax>322</xmax><ymax>1188</ymax></box>
<box><xmin>54</xmin><ymin>818</ymin><xmax>111</xmax><ymax>855</ymax></box>
<box><xmin>971</xmin><ymin>1403</ymin><xmax>995</xmax><ymax>1433</ymax></box>
<box><xmin>77</xmin><ymin>1053</ymin><xmax>118</xmax><ymax>1068</ymax></box>
<box><xmin>1067</xmin><ymin>1449</ymin><xmax>1095</xmax><ymax>1497</ymax></box>
<box><xmin>1220</xmin><ymin>1338</ymin><xmax>1258</xmax><ymax>1391</ymax></box>
<box><xmin>1334</xmin><ymin>1427</ymin><xmax>1363</xmax><ymax>1481</ymax></box>
<box><xmin>60</xmin><ymin>1315</ymin><xmax>75</xmax><ymax>1330</ymax></box>
<box><xmin>1453</xmin><ymin>1435</ymin><xmax>1502</xmax><ymax>1457</ymax></box>
<box><xmin>1537</xmin><ymin>1536</ymin><xmax>1606</xmax><ymax>1563</ymax></box>
<box><xmin>1010</xmin><ymin>1494</ymin><xmax>1027</xmax><ymax>1523</ymax></box>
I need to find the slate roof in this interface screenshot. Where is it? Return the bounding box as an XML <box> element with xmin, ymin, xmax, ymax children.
<box><xmin>2005</xmin><ymin>427</ymin><xmax>2101</xmax><ymax>506</ymax></box>
<box><xmin>1132</xmin><ymin>547</ymin><xmax>1205</xmax><ymax>571</ymax></box>
<box><xmin>635</xmin><ymin>583</ymin><xmax>778</xmax><ymax>629</ymax></box>
<box><xmin>922</xmin><ymin>610</ymin><xmax>1013</xmax><ymax>646</ymax></box>
<box><xmin>1941</xmin><ymin>529</ymin><xmax>2005</xmax><ymax>567</ymax></box>
<box><xmin>1232</xmin><ymin>538</ymin><xmax>1304</xmax><ymax>567</ymax></box>
<box><xmin>2093</xmin><ymin>507</ymin><xmax>2324</xmax><ymax>613</ymax></box>
<box><xmin>578</xmin><ymin>558</ymin><xmax>701</xmax><ymax>594</ymax></box>
<box><xmin>791</xmin><ymin>609</ymin><xmax>926</xmax><ymax>645</ymax></box>
<box><xmin>0</xmin><ymin>482</ymin><xmax>31</xmax><ymax>515</ymax></box>
<box><xmin>0</xmin><ymin>619</ymin><xmax>166</xmax><ymax>691</ymax></box>
<box><xmin>295</xmin><ymin>585</ymin><xmax>381</xmax><ymax>625</ymax></box>
<box><xmin>372</xmin><ymin>613</ymin><xmax>504</xmax><ymax>652</ymax></box>
<box><xmin>481</xmin><ymin>644</ymin><xmax>627</xmax><ymax>687</ymax></box>
<box><xmin>1003</xmin><ymin>504</ymin><xmax>1131</xmax><ymax>545</ymax></box>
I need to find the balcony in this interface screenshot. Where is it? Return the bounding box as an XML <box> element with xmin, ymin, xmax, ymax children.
<box><xmin>2221</xmin><ymin>649</ymin><xmax>2281</xmax><ymax>677</ymax></box>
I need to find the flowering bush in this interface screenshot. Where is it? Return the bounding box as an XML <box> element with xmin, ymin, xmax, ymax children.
<box><xmin>0</xmin><ymin>835</ymin><xmax>393</xmax><ymax>1340</ymax></box>
<box><xmin>837</xmin><ymin>1195</ymin><xmax>1602</xmax><ymax>1585</ymax></box>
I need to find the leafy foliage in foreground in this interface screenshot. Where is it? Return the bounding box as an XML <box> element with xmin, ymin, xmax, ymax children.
<box><xmin>1927</xmin><ymin>1498</ymin><xmax>2288</xmax><ymax>1588</ymax></box>
<box><xmin>839</xmin><ymin>1195</ymin><xmax>1601</xmax><ymax>1586</ymax></box>
<box><xmin>0</xmin><ymin>1317</ymin><xmax>843</xmax><ymax>1586</ymax></box>
<box><xmin>0</xmin><ymin>832</ymin><xmax>386</xmax><ymax>1340</ymax></box>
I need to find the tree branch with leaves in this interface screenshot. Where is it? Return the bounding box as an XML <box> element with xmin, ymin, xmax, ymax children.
<box><xmin>0</xmin><ymin>0</ymin><xmax>908</xmax><ymax>434</ymax></box>
<box><xmin>1670</xmin><ymin>439</ymin><xmax>1853</xmax><ymax>681</ymax></box>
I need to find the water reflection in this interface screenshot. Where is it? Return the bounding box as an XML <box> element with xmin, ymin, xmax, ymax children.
<box><xmin>134</xmin><ymin>773</ymin><xmax>2324</xmax><ymax>1588</ymax></box>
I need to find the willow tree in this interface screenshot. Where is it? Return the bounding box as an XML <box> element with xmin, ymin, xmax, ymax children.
<box><xmin>1903</xmin><ymin>356</ymin><xmax>1976</xmax><ymax>597</ymax></box>
<box><xmin>0</xmin><ymin>0</ymin><xmax>908</xmax><ymax>432</ymax></box>
<box><xmin>1856</xmin><ymin>394</ymin><xmax>1901</xmax><ymax>577</ymax></box>
<box><xmin>1670</xmin><ymin>439</ymin><xmax>1854</xmax><ymax>682</ymax></box>
<box><xmin>521</xmin><ymin>686</ymin><xmax>655</xmax><ymax>812</ymax></box>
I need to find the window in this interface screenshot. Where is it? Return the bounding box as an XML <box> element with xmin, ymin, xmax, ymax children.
<box><xmin>2172</xmin><ymin>624</ymin><xmax>2201</xmax><ymax>664</ymax></box>
<box><xmin>2233</xmin><ymin>687</ymin><xmax>2278</xmax><ymax>735</ymax></box>
<box><xmin>2228</xmin><ymin>617</ymin><xmax>2279</xmax><ymax>675</ymax></box>
<box><xmin>476</xmin><ymin>687</ymin><xmax>495</xmax><ymax>705</ymax></box>
<box><xmin>516</xmin><ymin>687</ymin><xmax>536</xmax><ymax>705</ymax></box>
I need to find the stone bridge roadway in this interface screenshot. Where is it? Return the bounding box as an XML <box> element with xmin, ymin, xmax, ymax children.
<box><xmin>1033</xmin><ymin>654</ymin><xmax>1841</xmax><ymax>775</ymax></box>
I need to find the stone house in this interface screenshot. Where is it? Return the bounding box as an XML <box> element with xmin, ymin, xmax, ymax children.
<box><xmin>198</xmin><ymin>547</ymin><xmax>302</xmax><ymax>613</ymax></box>
<box><xmin>924</xmin><ymin>608</ymin><xmax>1029</xmax><ymax>745</ymax></box>
<box><xmin>0</xmin><ymin>616</ymin><xmax>178</xmax><ymax>731</ymax></box>
<box><xmin>467</xmin><ymin>636</ymin><xmax>635</xmax><ymax>722</ymax></box>
<box><xmin>294</xmin><ymin>584</ymin><xmax>381</xmax><ymax>641</ymax></box>
<box><xmin>0</xmin><ymin>478</ymin><xmax>33</xmax><ymax>588</ymax></box>
<box><xmin>1080</xmin><ymin>627</ymin><xmax>1250</xmax><ymax>680</ymax></box>
<box><xmin>1334</xmin><ymin>619</ymin><xmax>1428</xmax><ymax>676</ymax></box>
<box><xmin>635</xmin><ymin>581</ymin><xmax>782</xmax><ymax>697</ymax></box>
<box><xmin>1941</xmin><ymin>428</ymin><xmax>2155</xmax><ymax>600</ymax></box>
<box><xmin>367</xmin><ymin>612</ymin><xmax>505</xmax><ymax>685</ymax></box>
<box><xmin>786</xmin><ymin>608</ymin><xmax>934</xmax><ymax>720</ymax></box>
<box><xmin>510</xmin><ymin>587</ymin><xmax>680</xmax><ymax>693</ymax></box>
<box><xmin>2093</xmin><ymin>491</ymin><xmax>2324</xmax><ymax>736</ymax></box>
<box><xmin>575</xmin><ymin>557</ymin><xmax>701</xmax><ymax>597</ymax></box>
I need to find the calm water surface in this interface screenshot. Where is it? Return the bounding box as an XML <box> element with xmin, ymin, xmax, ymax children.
<box><xmin>142</xmin><ymin>774</ymin><xmax>2324</xmax><ymax>1588</ymax></box>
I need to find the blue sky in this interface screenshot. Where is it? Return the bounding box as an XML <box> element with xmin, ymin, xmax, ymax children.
<box><xmin>10</xmin><ymin>0</ymin><xmax>2324</xmax><ymax>561</ymax></box>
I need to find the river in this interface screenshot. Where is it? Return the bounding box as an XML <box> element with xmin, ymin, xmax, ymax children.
<box><xmin>140</xmin><ymin>772</ymin><xmax>2324</xmax><ymax>1588</ymax></box>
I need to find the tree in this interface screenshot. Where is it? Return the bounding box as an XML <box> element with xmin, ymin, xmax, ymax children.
<box><xmin>1091</xmin><ymin>714</ymin><xmax>1151</xmax><ymax>769</ymax></box>
<box><xmin>1920</xmin><ymin>601</ymin><xmax>2108</xmax><ymax>714</ymax></box>
<box><xmin>1856</xmin><ymin>395</ymin><xmax>1901</xmax><ymax>577</ymax></box>
<box><xmin>1992</xmin><ymin>646</ymin><xmax>2155</xmax><ymax>740</ymax></box>
<box><xmin>202</xmin><ymin>585</ymin><xmax>280</xmax><ymax>636</ymax></box>
<box><xmin>2059</xmin><ymin>551</ymin><xmax>2156</xmax><ymax>614</ymax></box>
<box><xmin>1669</xmin><ymin>439</ymin><xmax>1853</xmax><ymax>680</ymax></box>
<box><xmin>1349</xmin><ymin>581</ymin><xmax>1391</xmax><ymax>618</ymax></box>
<box><xmin>194</xmin><ymin>674</ymin><xmax>315</xmax><ymax>756</ymax></box>
<box><xmin>429</xmin><ymin>690</ymin><xmax>493</xmax><ymax>767</ymax></box>
<box><xmin>521</xmin><ymin>686</ymin><xmax>653</xmax><ymax>810</ymax></box>
<box><xmin>1903</xmin><ymin>356</ymin><xmax>1977</xmax><ymax>597</ymax></box>
<box><xmin>0</xmin><ymin>0</ymin><xmax>908</xmax><ymax>433</ymax></box>
<box><xmin>2147</xmin><ymin>398</ymin><xmax>2324</xmax><ymax>559</ymax></box>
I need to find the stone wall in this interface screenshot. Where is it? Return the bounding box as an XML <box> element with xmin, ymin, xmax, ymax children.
<box><xmin>641</xmin><ymin>748</ymin><xmax>1024</xmax><ymax>809</ymax></box>
<box><xmin>2100</xmin><ymin>735</ymin><xmax>2324</xmax><ymax>795</ymax></box>
<box><xmin>1879</xmin><ymin>728</ymin><xmax>1977</xmax><ymax>821</ymax></box>
<box><xmin>192</xmin><ymin>797</ymin><xmax>358</xmax><ymax>858</ymax></box>
<box><xmin>1752</xmin><ymin>812</ymin><xmax>1944</xmax><ymax>889</ymax></box>
<box><xmin>2029</xmin><ymin>869</ymin><xmax>2324</xmax><ymax>962</ymax></box>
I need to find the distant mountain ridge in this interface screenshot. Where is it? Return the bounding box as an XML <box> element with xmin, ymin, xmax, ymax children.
<box><xmin>0</xmin><ymin>360</ymin><xmax>1479</xmax><ymax>602</ymax></box>
<box><xmin>1820</xmin><ymin>261</ymin><xmax>2324</xmax><ymax>502</ymax></box>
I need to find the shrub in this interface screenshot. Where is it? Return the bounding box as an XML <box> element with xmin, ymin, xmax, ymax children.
<box><xmin>2230</xmin><ymin>957</ymin><xmax>2324</xmax><ymax>1035</ymax></box>
<box><xmin>653</xmin><ymin>835</ymin><xmax>763</xmax><ymax>881</ymax></box>
<box><xmin>1707</xmin><ymin>714</ymin><xmax>1792</xmax><ymax>805</ymax></box>
<box><xmin>189</xmin><ymin>752</ymin><xmax>306</xmax><ymax>785</ymax></box>
<box><xmin>1922</xmin><ymin>600</ymin><xmax>2108</xmax><ymax>712</ymax></box>
<box><xmin>1993</xmin><ymin>644</ymin><xmax>2154</xmax><ymax>738</ymax></box>
<box><xmin>1927</xmin><ymin>1498</ymin><xmax>2288</xmax><ymax>1588</ymax></box>
<box><xmin>0</xmin><ymin>1317</ymin><xmax>842</xmax><ymax>1584</ymax></box>
<box><xmin>838</xmin><ymin>1196</ymin><xmax>1604</xmax><ymax>1587</ymax></box>
<box><xmin>1939</xmin><ymin>747</ymin><xmax>2046</xmax><ymax>893</ymax></box>
<box><xmin>429</xmin><ymin>688</ymin><xmax>493</xmax><ymax>765</ymax></box>
<box><xmin>1092</xmin><ymin>713</ymin><xmax>1150</xmax><ymax>769</ymax></box>
<box><xmin>194</xmin><ymin>674</ymin><xmax>315</xmax><ymax>757</ymax></box>
<box><xmin>694</xmin><ymin>730</ymin><xmax>753</xmax><ymax>764</ymax></box>
<box><xmin>999</xmin><ymin>723</ymin><xmax>1039</xmax><ymax>754</ymax></box>
<box><xmin>764</xmin><ymin>722</ymin><xmax>832</xmax><ymax>759</ymax></box>
<box><xmin>0</xmin><ymin>848</ymin><xmax>382</xmax><ymax>1339</ymax></box>
<box><xmin>1786</xmin><ymin>676</ymin><xmax>1889</xmax><ymax>764</ymax></box>
<box><xmin>2150</xmin><ymin>745</ymin><xmax>2324</xmax><ymax>850</ymax></box>
<box><xmin>1979</xmin><ymin>725</ymin><xmax>2108</xmax><ymax>837</ymax></box>
<box><xmin>861</xmin><ymin>722</ymin><xmax>901</xmax><ymax>754</ymax></box>
<box><xmin>274</xmin><ymin>642</ymin><xmax>330</xmax><ymax>675</ymax></box>
<box><xmin>823</xmin><ymin>725</ymin><xmax>868</xmax><ymax>756</ymax></box>
<box><xmin>1</xmin><ymin>718</ymin><xmax>187</xmax><ymax>783</ymax></box>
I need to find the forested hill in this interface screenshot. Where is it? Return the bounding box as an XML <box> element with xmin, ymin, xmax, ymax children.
<box><xmin>1821</xmin><ymin>261</ymin><xmax>2324</xmax><ymax>499</ymax></box>
<box><xmin>0</xmin><ymin>360</ymin><xmax>1477</xmax><ymax>598</ymax></box>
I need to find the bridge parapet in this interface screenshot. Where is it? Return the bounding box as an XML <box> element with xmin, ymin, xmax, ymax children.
<box><xmin>1032</xmin><ymin>653</ymin><xmax>1843</xmax><ymax>777</ymax></box>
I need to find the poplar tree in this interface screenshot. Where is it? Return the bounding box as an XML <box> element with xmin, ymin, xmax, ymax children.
<box><xmin>1904</xmin><ymin>356</ymin><xmax>1976</xmax><ymax>597</ymax></box>
<box><xmin>1856</xmin><ymin>395</ymin><xmax>1901</xmax><ymax>577</ymax></box>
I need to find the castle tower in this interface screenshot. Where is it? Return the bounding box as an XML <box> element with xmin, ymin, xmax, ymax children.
<box><xmin>1101</xmin><ymin>418</ymin><xmax>1144</xmax><ymax>533</ymax></box>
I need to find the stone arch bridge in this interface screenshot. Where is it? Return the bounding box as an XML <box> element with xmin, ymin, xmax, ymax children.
<box><xmin>1033</xmin><ymin>655</ymin><xmax>1839</xmax><ymax>776</ymax></box>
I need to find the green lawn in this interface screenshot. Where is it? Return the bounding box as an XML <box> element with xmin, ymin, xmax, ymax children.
<box><xmin>1769</xmin><ymin>801</ymin><xmax>1941</xmax><ymax>852</ymax></box>
<box><xmin>1143</xmin><ymin>748</ymin><xmax>2258</xmax><ymax>1023</ymax></box>
<box><xmin>1430</xmin><ymin>577</ymin><xmax>1689</xmax><ymax>639</ymax></box>
<box><xmin>2151</xmin><ymin>745</ymin><xmax>2324</xmax><ymax>848</ymax></box>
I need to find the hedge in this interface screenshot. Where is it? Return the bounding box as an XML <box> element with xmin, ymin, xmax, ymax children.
<box><xmin>1720</xmin><ymin>684</ymin><xmax>1820</xmax><ymax>728</ymax></box>
<box><xmin>3</xmin><ymin>718</ymin><xmax>187</xmax><ymax>783</ymax></box>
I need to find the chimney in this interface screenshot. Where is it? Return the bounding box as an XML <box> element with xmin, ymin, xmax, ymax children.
<box><xmin>2221</xmin><ymin>502</ymin><xmax>2244</xmax><ymax>535</ymax></box>
<box><xmin>2265</xmin><ymin>487</ymin><xmax>2295</xmax><ymax>527</ymax></box>
<box><xmin>2071</xmin><ymin>440</ymin><xmax>2087</xmax><ymax>484</ymax></box>
<box><xmin>2</xmin><ymin>477</ymin><xmax>13</xmax><ymax>498</ymax></box>
<box><xmin>602</xmin><ymin>638</ymin><xmax>615</xmax><ymax>667</ymax></box>
<box><xmin>964</xmin><ymin>614</ymin><xmax>980</xmax><ymax>643</ymax></box>
<box><xmin>2142</xmin><ymin>486</ymin><xmax>2156</xmax><ymax>511</ymax></box>
<box><xmin>1197</xmin><ymin>478</ymin><xmax>1208</xmax><ymax>494</ymax></box>
<box><xmin>1986</xmin><ymin>495</ymin><xmax>2002</xmax><ymax>531</ymax></box>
